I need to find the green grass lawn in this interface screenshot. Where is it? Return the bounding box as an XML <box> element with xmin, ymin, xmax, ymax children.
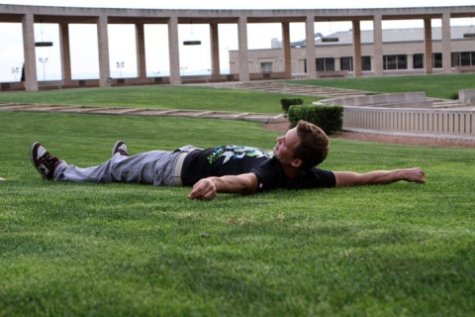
<box><xmin>0</xmin><ymin>85</ymin><xmax>317</xmax><ymax>114</ymax></box>
<box><xmin>292</xmin><ymin>73</ymin><xmax>475</xmax><ymax>99</ymax></box>
<box><xmin>1</xmin><ymin>111</ymin><xmax>474</xmax><ymax>316</ymax></box>
<box><xmin>1</xmin><ymin>74</ymin><xmax>474</xmax><ymax>116</ymax></box>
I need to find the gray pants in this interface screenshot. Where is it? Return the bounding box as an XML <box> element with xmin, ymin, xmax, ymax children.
<box><xmin>53</xmin><ymin>146</ymin><xmax>194</xmax><ymax>186</ymax></box>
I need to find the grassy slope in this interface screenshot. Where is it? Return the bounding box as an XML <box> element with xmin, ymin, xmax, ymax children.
<box><xmin>0</xmin><ymin>85</ymin><xmax>317</xmax><ymax>114</ymax></box>
<box><xmin>1</xmin><ymin>74</ymin><xmax>474</xmax><ymax>115</ymax></box>
<box><xmin>1</xmin><ymin>112</ymin><xmax>474</xmax><ymax>316</ymax></box>
<box><xmin>291</xmin><ymin>73</ymin><xmax>475</xmax><ymax>99</ymax></box>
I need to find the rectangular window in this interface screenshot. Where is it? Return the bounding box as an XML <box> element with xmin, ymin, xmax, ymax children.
<box><xmin>362</xmin><ymin>56</ymin><xmax>371</xmax><ymax>71</ymax></box>
<box><xmin>325</xmin><ymin>58</ymin><xmax>335</xmax><ymax>71</ymax></box>
<box><xmin>397</xmin><ymin>55</ymin><xmax>407</xmax><ymax>69</ymax></box>
<box><xmin>384</xmin><ymin>55</ymin><xmax>407</xmax><ymax>70</ymax></box>
<box><xmin>413</xmin><ymin>54</ymin><xmax>424</xmax><ymax>69</ymax></box>
<box><xmin>316</xmin><ymin>58</ymin><xmax>335</xmax><ymax>71</ymax></box>
<box><xmin>461</xmin><ymin>52</ymin><xmax>471</xmax><ymax>66</ymax></box>
<box><xmin>260</xmin><ymin>62</ymin><xmax>273</xmax><ymax>73</ymax></box>
<box><xmin>316</xmin><ymin>59</ymin><xmax>324</xmax><ymax>71</ymax></box>
<box><xmin>384</xmin><ymin>55</ymin><xmax>396</xmax><ymax>70</ymax></box>
<box><xmin>433</xmin><ymin>53</ymin><xmax>442</xmax><ymax>68</ymax></box>
<box><xmin>341</xmin><ymin>57</ymin><xmax>353</xmax><ymax>71</ymax></box>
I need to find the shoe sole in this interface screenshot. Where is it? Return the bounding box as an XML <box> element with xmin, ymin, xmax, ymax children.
<box><xmin>30</xmin><ymin>142</ymin><xmax>47</xmax><ymax>180</ymax></box>
<box><xmin>112</xmin><ymin>140</ymin><xmax>126</xmax><ymax>157</ymax></box>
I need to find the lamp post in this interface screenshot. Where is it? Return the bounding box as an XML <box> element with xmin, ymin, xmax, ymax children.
<box><xmin>38</xmin><ymin>57</ymin><xmax>49</xmax><ymax>81</ymax></box>
<box><xmin>180</xmin><ymin>66</ymin><xmax>188</xmax><ymax>76</ymax></box>
<box><xmin>11</xmin><ymin>67</ymin><xmax>19</xmax><ymax>81</ymax></box>
<box><xmin>116</xmin><ymin>61</ymin><xmax>125</xmax><ymax>78</ymax></box>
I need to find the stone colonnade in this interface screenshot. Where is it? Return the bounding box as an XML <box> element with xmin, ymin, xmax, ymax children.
<box><xmin>0</xmin><ymin>4</ymin><xmax>474</xmax><ymax>91</ymax></box>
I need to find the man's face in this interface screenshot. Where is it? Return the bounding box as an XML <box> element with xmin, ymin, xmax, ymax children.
<box><xmin>273</xmin><ymin>127</ymin><xmax>300</xmax><ymax>164</ymax></box>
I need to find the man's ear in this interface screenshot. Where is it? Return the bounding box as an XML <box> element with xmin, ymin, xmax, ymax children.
<box><xmin>291</xmin><ymin>158</ymin><xmax>303</xmax><ymax>168</ymax></box>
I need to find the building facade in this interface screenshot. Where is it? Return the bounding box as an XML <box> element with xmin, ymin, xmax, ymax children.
<box><xmin>229</xmin><ymin>26</ymin><xmax>475</xmax><ymax>77</ymax></box>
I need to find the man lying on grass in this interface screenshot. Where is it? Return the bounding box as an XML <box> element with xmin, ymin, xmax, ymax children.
<box><xmin>31</xmin><ymin>120</ymin><xmax>425</xmax><ymax>200</ymax></box>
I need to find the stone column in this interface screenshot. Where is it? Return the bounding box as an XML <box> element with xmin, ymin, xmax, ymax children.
<box><xmin>424</xmin><ymin>17</ymin><xmax>433</xmax><ymax>74</ymax></box>
<box><xmin>407</xmin><ymin>54</ymin><xmax>414</xmax><ymax>70</ymax></box>
<box><xmin>373</xmin><ymin>14</ymin><xmax>384</xmax><ymax>76</ymax></box>
<box><xmin>441</xmin><ymin>11</ymin><xmax>452</xmax><ymax>72</ymax></box>
<box><xmin>22</xmin><ymin>13</ymin><xmax>38</xmax><ymax>91</ymax></box>
<box><xmin>352</xmin><ymin>19</ymin><xmax>362</xmax><ymax>77</ymax></box>
<box><xmin>168</xmin><ymin>16</ymin><xmax>181</xmax><ymax>84</ymax></box>
<box><xmin>238</xmin><ymin>16</ymin><xmax>250</xmax><ymax>82</ymax></box>
<box><xmin>334</xmin><ymin>58</ymin><xmax>341</xmax><ymax>71</ymax></box>
<box><xmin>282</xmin><ymin>22</ymin><xmax>291</xmax><ymax>78</ymax></box>
<box><xmin>305</xmin><ymin>15</ymin><xmax>316</xmax><ymax>79</ymax></box>
<box><xmin>97</xmin><ymin>15</ymin><xmax>111</xmax><ymax>87</ymax></box>
<box><xmin>210</xmin><ymin>22</ymin><xmax>221</xmax><ymax>80</ymax></box>
<box><xmin>135</xmin><ymin>23</ymin><xmax>147</xmax><ymax>80</ymax></box>
<box><xmin>59</xmin><ymin>23</ymin><xmax>72</xmax><ymax>86</ymax></box>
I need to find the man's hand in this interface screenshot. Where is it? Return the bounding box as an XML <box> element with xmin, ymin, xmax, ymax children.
<box><xmin>401</xmin><ymin>167</ymin><xmax>426</xmax><ymax>183</ymax></box>
<box><xmin>188</xmin><ymin>173</ymin><xmax>258</xmax><ymax>200</ymax></box>
<box><xmin>188</xmin><ymin>177</ymin><xmax>217</xmax><ymax>200</ymax></box>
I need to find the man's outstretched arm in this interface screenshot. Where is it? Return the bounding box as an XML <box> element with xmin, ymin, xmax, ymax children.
<box><xmin>188</xmin><ymin>173</ymin><xmax>258</xmax><ymax>200</ymax></box>
<box><xmin>334</xmin><ymin>167</ymin><xmax>425</xmax><ymax>187</ymax></box>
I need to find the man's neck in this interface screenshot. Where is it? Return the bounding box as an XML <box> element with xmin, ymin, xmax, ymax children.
<box><xmin>279</xmin><ymin>161</ymin><xmax>301</xmax><ymax>179</ymax></box>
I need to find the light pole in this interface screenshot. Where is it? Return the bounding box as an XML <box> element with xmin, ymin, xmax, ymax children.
<box><xmin>11</xmin><ymin>67</ymin><xmax>19</xmax><ymax>81</ymax></box>
<box><xmin>116</xmin><ymin>61</ymin><xmax>125</xmax><ymax>78</ymax></box>
<box><xmin>38</xmin><ymin>57</ymin><xmax>49</xmax><ymax>81</ymax></box>
<box><xmin>180</xmin><ymin>66</ymin><xmax>188</xmax><ymax>76</ymax></box>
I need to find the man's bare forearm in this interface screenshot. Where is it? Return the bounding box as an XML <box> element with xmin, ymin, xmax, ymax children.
<box><xmin>188</xmin><ymin>173</ymin><xmax>258</xmax><ymax>200</ymax></box>
<box><xmin>334</xmin><ymin>168</ymin><xmax>425</xmax><ymax>187</ymax></box>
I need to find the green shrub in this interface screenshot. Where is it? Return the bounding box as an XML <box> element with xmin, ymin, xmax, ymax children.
<box><xmin>280</xmin><ymin>98</ymin><xmax>303</xmax><ymax>113</ymax></box>
<box><xmin>288</xmin><ymin>104</ymin><xmax>343</xmax><ymax>135</ymax></box>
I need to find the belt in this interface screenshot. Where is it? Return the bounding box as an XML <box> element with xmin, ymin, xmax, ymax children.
<box><xmin>173</xmin><ymin>152</ymin><xmax>188</xmax><ymax>186</ymax></box>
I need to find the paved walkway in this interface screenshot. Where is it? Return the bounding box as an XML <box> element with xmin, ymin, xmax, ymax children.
<box><xmin>0</xmin><ymin>102</ymin><xmax>289</xmax><ymax>123</ymax></box>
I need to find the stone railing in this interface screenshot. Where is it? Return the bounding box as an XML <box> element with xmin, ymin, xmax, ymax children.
<box><xmin>342</xmin><ymin>107</ymin><xmax>475</xmax><ymax>136</ymax></box>
<box><xmin>459</xmin><ymin>88</ymin><xmax>475</xmax><ymax>105</ymax></box>
<box><xmin>320</xmin><ymin>92</ymin><xmax>432</xmax><ymax>108</ymax></box>
<box><xmin>315</xmin><ymin>91</ymin><xmax>475</xmax><ymax>137</ymax></box>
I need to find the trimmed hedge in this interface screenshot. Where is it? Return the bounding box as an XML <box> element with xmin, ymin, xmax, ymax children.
<box><xmin>288</xmin><ymin>104</ymin><xmax>343</xmax><ymax>135</ymax></box>
<box><xmin>280</xmin><ymin>98</ymin><xmax>303</xmax><ymax>113</ymax></box>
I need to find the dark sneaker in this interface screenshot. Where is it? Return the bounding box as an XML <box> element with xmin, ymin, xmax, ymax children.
<box><xmin>112</xmin><ymin>140</ymin><xmax>128</xmax><ymax>157</ymax></box>
<box><xmin>30</xmin><ymin>142</ymin><xmax>60</xmax><ymax>180</ymax></box>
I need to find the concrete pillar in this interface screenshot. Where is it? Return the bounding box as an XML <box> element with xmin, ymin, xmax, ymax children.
<box><xmin>238</xmin><ymin>16</ymin><xmax>249</xmax><ymax>82</ymax></box>
<box><xmin>442</xmin><ymin>11</ymin><xmax>452</xmax><ymax>72</ymax></box>
<box><xmin>373</xmin><ymin>14</ymin><xmax>384</xmax><ymax>76</ymax></box>
<box><xmin>352</xmin><ymin>20</ymin><xmax>362</xmax><ymax>77</ymax></box>
<box><xmin>407</xmin><ymin>54</ymin><xmax>414</xmax><ymax>70</ymax></box>
<box><xmin>334</xmin><ymin>58</ymin><xmax>341</xmax><ymax>71</ymax></box>
<box><xmin>97</xmin><ymin>15</ymin><xmax>110</xmax><ymax>87</ymax></box>
<box><xmin>305</xmin><ymin>15</ymin><xmax>316</xmax><ymax>79</ymax></box>
<box><xmin>168</xmin><ymin>16</ymin><xmax>181</xmax><ymax>84</ymax></box>
<box><xmin>22</xmin><ymin>13</ymin><xmax>38</xmax><ymax>91</ymax></box>
<box><xmin>424</xmin><ymin>17</ymin><xmax>433</xmax><ymax>74</ymax></box>
<box><xmin>135</xmin><ymin>23</ymin><xmax>147</xmax><ymax>80</ymax></box>
<box><xmin>210</xmin><ymin>22</ymin><xmax>221</xmax><ymax>80</ymax></box>
<box><xmin>59</xmin><ymin>23</ymin><xmax>72</xmax><ymax>86</ymax></box>
<box><xmin>282</xmin><ymin>22</ymin><xmax>291</xmax><ymax>78</ymax></box>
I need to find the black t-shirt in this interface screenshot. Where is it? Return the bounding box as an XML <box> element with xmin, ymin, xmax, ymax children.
<box><xmin>180</xmin><ymin>145</ymin><xmax>336</xmax><ymax>191</ymax></box>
